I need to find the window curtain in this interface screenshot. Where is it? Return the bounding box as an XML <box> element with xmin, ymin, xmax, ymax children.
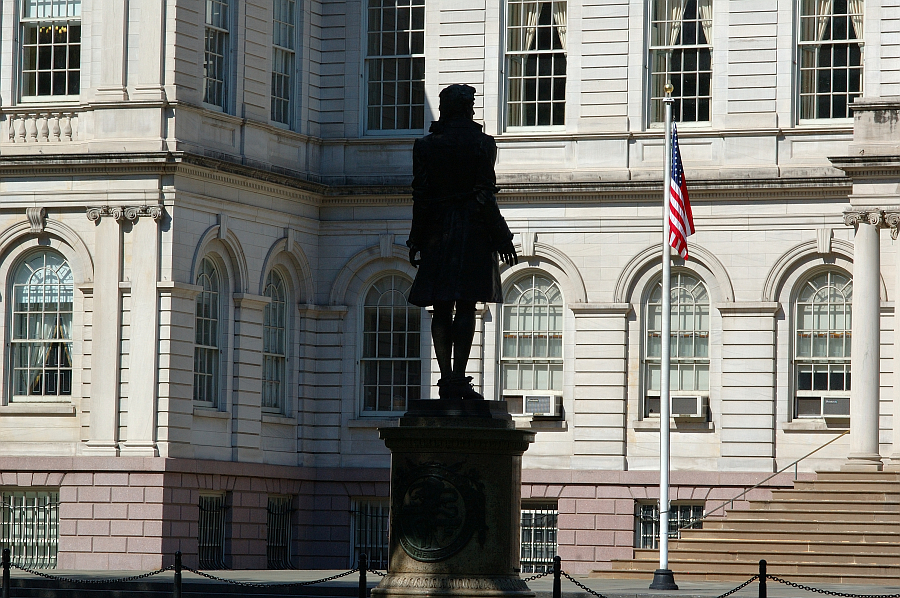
<box><xmin>847</xmin><ymin>0</ymin><xmax>863</xmax><ymax>41</ymax></box>
<box><xmin>697</xmin><ymin>0</ymin><xmax>712</xmax><ymax>45</ymax></box>
<box><xmin>817</xmin><ymin>0</ymin><xmax>833</xmax><ymax>41</ymax></box>
<box><xmin>524</xmin><ymin>2</ymin><xmax>540</xmax><ymax>51</ymax></box>
<box><xmin>552</xmin><ymin>2</ymin><xmax>567</xmax><ymax>51</ymax></box>
<box><xmin>668</xmin><ymin>0</ymin><xmax>685</xmax><ymax>46</ymax></box>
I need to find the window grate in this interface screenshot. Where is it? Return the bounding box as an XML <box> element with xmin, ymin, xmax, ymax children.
<box><xmin>351</xmin><ymin>500</ymin><xmax>390</xmax><ymax>569</ymax></box>
<box><xmin>635</xmin><ymin>503</ymin><xmax>703</xmax><ymax>549</ymax></box>
<box><xmin>1</xmin><ymin>491</ymin><xmax>59</xmax><ymax>569</ymax></box>
<box><xmin>267</xmin><ymin>496</ymin><xmax>292</xmax><ymax>569</ymax></box>
<box><xmin>520</xmin><ymin>503</ymin><xmax>558</xmax><ymax>573</ymax></box>
<box><xmin>198</xmin><ymin>494</ymin><xmax>227</xmax><ymax>569</ymax></box>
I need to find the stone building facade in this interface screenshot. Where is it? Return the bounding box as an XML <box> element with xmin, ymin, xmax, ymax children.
<box><xmin>0</xmin><ymin>0</ymin><xmax>899</xmax><ymax>574</ymax></box>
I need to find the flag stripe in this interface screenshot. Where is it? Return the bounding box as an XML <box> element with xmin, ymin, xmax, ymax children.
<box><xmin>669</xmin><ymin>123</ymin><xmax>694</xmax><ymax>259</ymax></box>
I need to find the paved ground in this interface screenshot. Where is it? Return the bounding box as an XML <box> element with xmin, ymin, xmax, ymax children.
<box><xmin>6</xmin><ymin>568</ymin><xmax>900</xmax><ymax>598</ymax></box>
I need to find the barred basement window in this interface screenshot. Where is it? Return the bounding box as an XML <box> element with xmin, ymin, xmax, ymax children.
<box><xmin>271</xmin><ymin>0</ymin><xmax>296</xmax><ymax>124</ymax></box>
<box><xmin>198</xmin><ymin>494</ymin><xmax>227</xmax><ymax>569</ymax></box>
<box><xmin>21</xmin><ymin>0</ymin><xmax>81</xmax><ymax>97</ymax></box>
<box><xmin>204</xmin><ymin>0</ymin><xmax>230</xmax><ymax>109</ymax></box>
<box><xmin>365</xmin><ymin>0</ymin><xmax>426</xmax><ymax>131</ymax></box>
<box><xmin>1</xmin><ymin>491</ymin><xmax>59</xmax><ymax>569</ymax></box>
<box><xmin>267</xmin><ymin>496</ymin><xmax>292</xmax><ymax>569</ymax></box>
<box><xmin>649</xmin><ymin>0</ymin><xmax>712</xmax><ymax>123</ymax></box>
<box><xmin>799</xmin><ymin>0</ymin><xmax>863</xmax><ymax>119</ymax></box>
<box><xmin>520</xmin><ymin>503</ymin><xmax>557</xmax><ymax>573</ymax></box>
<box><xmin>351</xmin><ymin>499</ymin><xmax>390</xmax><ymax>569</ymax></box>
<box><xmin>506</xmin><ymin>1</ymin><xmax>567</xmax><ymax>127</ymax></box>
<box><xmin>634</xmin><ymin>502</ymin><xmax>702</xmax><ymax>549</ymax></box>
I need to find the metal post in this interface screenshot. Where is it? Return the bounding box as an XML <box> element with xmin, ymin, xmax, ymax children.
<box><xmin>2</xmin><ymin>548</ymin><xmax>9</xmax><ymax>598</ymax></box>
<box><xmin>759</xmin><ymin>560</ymin><xmax>767</xmax><ymax>598</ymax></box>
<box><xmin>359</xmin><ymin>553</ymin><xmax>368</xmax><ymax>598</ymax></box>
<box><xmin>552</xmin><ymin>556</ymin><xmax>561</xmax><ymax>598</ymax></box>
<box><xmin>173</xmin><ymin>551</ymin><xmax>182</xmax><ymax>598</ymax></box>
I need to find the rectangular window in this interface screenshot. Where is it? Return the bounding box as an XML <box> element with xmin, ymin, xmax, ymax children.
<box><xmin>21</xmin><ymin>0</ymin><xmax>81</xmax><ymax>97</ymax></box>
<box><xmin>1</xmin><ymin>491</ymin><xmax>59</xmax><ymax>569</ymax></box>
<box><xmin>198</xmin><ymin>494</ymin><xmax>228</xmax><ymax>569</ymax></box>
<box><xmin>267</xmin><ymin>496</ymin><xmax>292</xmax><ymax>569</ymax></box>
<box><xmin>648</xmin><ymin>0</ymin><xmax>712</xmax><ymax>123</ymax></box>
<box><xmin>520</xmin><ymin>503</ymin><xmax>558</xmax><ymax>573</ymax></box>
<box><xmin>271</xmin><ymin>0</ymin><xmax>296</xmax><ymax>124</ymax></box>
<box><xmin>365</xmin><ymin>0</ymin><xmax>425</xmax><ymax>131</ymax></box>
<box><xmin>351</xmin><ymin>499</ymin><xmax>390</xmax><ymax>569</ymax></box>
<box><xmin>634</xmin><ymin>502</ymin><xmax>702</xmax><ymax>549</ymax></box>
<box><xmin>799</xmin><ymin>0</ymin><xmax>862</xmax><ymax>120</ymax></box>
<box><xmin>204</xmin><ymin>0</ymin><xmax>230</xmax><ymax>109</ymax></box>
<box><xmin>506</xmin><ymin>1</ymin><xmax>567</xmax><ymax>127</ymax></box>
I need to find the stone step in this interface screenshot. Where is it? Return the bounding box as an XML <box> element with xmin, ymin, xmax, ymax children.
<box><xmin>747</xmin><ymin>499</ymin><xmax>900</xmax><ymax>512</ymax></box>
<box><xmin>663</xmin><ymin>538</ymin><xmax>900</xmax><ymax>555</ymax></box>
<box><xmin>769</xmin><ymin>489</ymin><xmax>900</xmax><ymax>502</ymax></box>
<box><xmin>814</xmin><ymin>471</ymin><xmax>900</xmax><ymax>482</ymax></box>
<box><xmin>702</xmin><ymin>518</ymin><xmax>900</xmax><ymax>533</ymax></box>
<box><xmin>792</xmin><ymin>480</ymin><xmax>900</xmax><ymax>492</ymax></box>
<box><xmin>630</xmin><ymin>548</ymin><xmax>900</xmax><ymax>566</ymax></box>
<box><xmin>597</xmin><ymin>565</ymin><xmax>900</xmax><ymax>585</ymax></box>
<box><xmin>678</xmin><ymin>528</ymin><xmax>899</xmax><ymax>544</ymax></box>
<box><xmin>722</xmin><ymin>508</ymin><xmax>900</xmax><ymax>522</ymax></box>
<box><xmin>606</xmin><ymin>558</ymin><xmax>900</xmax><ymax>578</ymax></box>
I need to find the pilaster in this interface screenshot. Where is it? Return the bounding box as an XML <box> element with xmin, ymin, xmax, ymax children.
<box><xmin>93</xmin><ymin>0</ymin><xmax>128</xmax><ymax>100</ymax></box>
<box><xmin>569</xmin><ymin>303</ymin><xmax>631</xmax><ymax>470</ymax></box>
<box><xmin>131</xmin><ymin>0</ymin><xmax>167</xmax><ymax>101</ymax></box>
<box><xmin>231</xmin><ymin>293</ymin><xmax>271</xmax><ymax>463</ymax></box>
<box><xmin>716</xmin><ymin>302</ymin><xmax>780</xmax><ymax>471</ymax></box>
<box><xmin>121</xmin><ymin>207</ymin><xmax>164</xmax><ymax>457</ymax></box>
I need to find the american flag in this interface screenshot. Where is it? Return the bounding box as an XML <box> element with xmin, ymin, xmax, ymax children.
<box><xmin>669</xmin><ymin>123</ymin><xmax>695</xmax><ymax>259</ymax></box>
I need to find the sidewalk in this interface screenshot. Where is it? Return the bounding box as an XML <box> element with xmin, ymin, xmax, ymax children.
<box><xmin>6</xmin><ymin>568</ymin><xmax>900</xmax><ymax>598</ymax></box>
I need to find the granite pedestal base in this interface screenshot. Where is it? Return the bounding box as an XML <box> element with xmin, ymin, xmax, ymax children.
<box><xmin>373</xmin><ymin>400</ymin><xmax>535</xmax><ymax>598</ymax></box>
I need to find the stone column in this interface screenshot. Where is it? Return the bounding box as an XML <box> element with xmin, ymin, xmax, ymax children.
<box><xmin>842</xmin><ymin>209</ymin><xmax>884</xmax><ymax>471</ymax></box>
<box><xmin>121</xmin><ymin>206</ymin><xmax>164</xmax><ymax>456</ymax></box>
<box><xmin>83</xmin><ymin>207</ymin><xmax>124</xmax><ymax>456</ymax></box>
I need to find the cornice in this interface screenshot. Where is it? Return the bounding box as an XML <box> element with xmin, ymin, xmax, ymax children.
<box><xmin>829</xmin><ymin>154</ymin><xmax>900</xmax><ymax>176</ymax></box>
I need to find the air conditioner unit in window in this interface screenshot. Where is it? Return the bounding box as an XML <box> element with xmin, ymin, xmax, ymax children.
<box><xmin>671</xmin><ymin>395</ymin><xmax>706</xmax><ymax>419</ymax></box>
<box><xmin>823</xmin><ymin>396</ymin><xmax>850</xmax><ymax>418</ymax></box>
<box><xmin>524</xmin><ymin>394</ymin><xmax>562</xmax><ymax>417</ymax></box>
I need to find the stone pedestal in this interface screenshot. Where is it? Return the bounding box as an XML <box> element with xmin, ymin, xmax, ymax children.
<box><xmin>374</xmin><ymin>400</ymin><xmax>535</xmax><ymax>598</ymax></box>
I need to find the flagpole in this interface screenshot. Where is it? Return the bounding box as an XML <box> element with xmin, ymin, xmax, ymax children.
<box><xmin>650</xmin><ymin>83</ymin><xmax>678</xmax><ymax>591</ymax></box>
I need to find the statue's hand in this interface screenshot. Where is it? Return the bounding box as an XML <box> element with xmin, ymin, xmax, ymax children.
<box><xmin>498</xmin><ymin>241</ymin><xmax>518</xmax><ymax>267</ymax></box>
<box><xmin>409</xmin><ymin>245</ymin><xmax>421</xmax><ymax>267</ymax></box>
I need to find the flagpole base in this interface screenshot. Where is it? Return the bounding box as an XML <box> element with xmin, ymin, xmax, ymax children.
<box><xmin>649</xmin><ymin>569</ymin><xmax>678</xmax><ymax>590</ymax></box>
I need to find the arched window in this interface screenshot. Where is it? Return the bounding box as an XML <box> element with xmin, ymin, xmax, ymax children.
<box><xmin>194</xmin><ymin>257</ymin><xmax>221</xmax><ymax>405</ymax></box>
<box><xmin>794</xmin><ymin>269</ymin><xmax>852</xmax><ymax>418</ymax></box>
<box><xmin>361</xmin><ymin>275</ymin><xmax>421</xmax><ymax>414</ymax></box>
<box><xmin>500</xmin><ymin>274</ymin><xmax>563</xmax><ymax>416</ymax></box>
<box><xmin>644</xmin><ymin>271</ymin><xmax>709</xmax><ymax>417</ymax></box>
<box><xmin>263</xmin><ymin>270</ymin><xmax>287</xmax><ymax>412</ymax></box>
<box><xmin>11</xmin><ymin>251</ymin><xmax>73</xmax><ymax>400</ymax></box>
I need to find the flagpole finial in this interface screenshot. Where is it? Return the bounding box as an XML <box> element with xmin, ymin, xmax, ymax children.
<box><xmin>665</xmin><ymin>82</ymin><xmax>674</xmax><ymax>97</ymax></box>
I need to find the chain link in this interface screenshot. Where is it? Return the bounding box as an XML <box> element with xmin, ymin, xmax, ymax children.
<box><xmin>713</xmin><ymin>575</ymin><xmax>759</xmax><ymax>598</ymax></box>
<box><xmin>770</xmin><ymin>575</ymin><xmax>900</xmax><ymax>598</ymax></box>
<box><xmin>182</xmin><ymin>566</ymin><xmax>359</xmax><ymax>588</ymax></box>
<box><xmin>368</xmin><ymin>568</ymin><xmax>387</xmax><ymax>577</ymax></box>
<box><xmin>561</xmin><ymin>571</ymin><xmax>611</xmax><ymax>598</ymax></box>
<box><xmin>522</xmin><ymin>569</ymin><xmax>553</xmax><ymax>583</ymax></box>
<box><xmin>11</xmin><ymin>563</ymin><xmax>173</xmax><ymax>585</ymax></box>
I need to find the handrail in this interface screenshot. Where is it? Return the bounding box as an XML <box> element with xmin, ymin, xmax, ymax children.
<box><xmin>678</xmin><ymin>430</ymin><xmax>848</xmax><ymax>531</ymax></box>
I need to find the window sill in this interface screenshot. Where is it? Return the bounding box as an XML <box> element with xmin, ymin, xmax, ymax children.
<box><xmin>502</xmin><ymin>126</ymin><xmax>567</xmax><ymax>136</ymax></box>
<box><xmin>193</xmin><ymin>406</ymin><xmax>229</xmax><ymax>419</ymax></box>
<box><xmin>634</xmin><ymin>419</ymin><xmax>714</xmax><ymax>432</ymax></box>
<box><xmin>1</xmin><ymin>403</ymin><xmax>75</xmax><ymax>416</ymax></box>
<box><xmin>512</xmin><ymin>416</ymin><xmax>567</xmax><ymax>431</ymax></box>
<box><xmin>262</xmin><ymin>413</ymin><xmax>294</xmax><ymax>425</ymax></box>
<box><xmin>783</xmin><ymin>419</ymin><xmax>849</xmax><ymax>431</ymax></box>
<box><xmin>348</xmin><ymin>417</ymin><xmax>400</xmax><ymax>428</ymax></box>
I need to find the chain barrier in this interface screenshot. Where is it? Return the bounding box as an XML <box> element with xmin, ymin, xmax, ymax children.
<box><xmin>770</xmin><ymin>576</ymin><xmax>900</xmax><ymax>598</ymax></box>
<box><xmin>368</xmin><ymin>568</ymin><xmax>387</xmax><ymax>577</ymax></box>
<box><xmin>10</xmin><ymin>563</ymin><xmax>173</xmax><ymax>585</ymax></box>
<box><xmin>522</xmin><ymin>569</ymin><xmax>553</xmax><ymax>583</ymax></box>
<box><xmin>714</xmin><ymin>575</ymin><xmax>759</xmax><ymax>598</ymax></box>
<box><xmin>182</xmin><ymin>566</ymin><xmax>359</xmax><ymax>589</ymax></box>
<box><xmin>561</xmin><ymin>571</ymin><xmax>611</xmax><ymax>598</ymax></box>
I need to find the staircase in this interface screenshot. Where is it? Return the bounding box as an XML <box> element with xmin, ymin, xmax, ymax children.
<box><xmin>593</xmin><ymin>472</ymin><xmax>900</xmax><ymax>584</ymax></box>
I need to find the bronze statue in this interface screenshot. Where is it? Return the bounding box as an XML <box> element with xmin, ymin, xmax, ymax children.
<box><xmin>407</xmin><ymin>84</ymin><xmax>518</xmax><ymax>400</ymax></box>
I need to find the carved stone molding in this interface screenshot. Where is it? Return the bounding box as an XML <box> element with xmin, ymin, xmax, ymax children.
<box><xmin>26</xmin><ymin>207</ymin><xmax>46</xmax><ymax>233</ymax></box>
<box><xmin>885</xmin><ymin>211</ymin><xmax>900</xmax><ymax>240</ymax></box>
<box><xmin>86</xmin><ymin>205</ymin><xmax>164</xmax><ymax>223</ymax></box>
<box><xmin>843</xmin><ymin>208</ymin><xmax>885</xmax><ymax>228</ymax></box>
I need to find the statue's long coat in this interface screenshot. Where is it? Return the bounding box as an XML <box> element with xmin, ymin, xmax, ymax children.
<box><xmin>407</xmin><ymin>119</ymin><xmax>514</xmax><ymax>307</ymax></box>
